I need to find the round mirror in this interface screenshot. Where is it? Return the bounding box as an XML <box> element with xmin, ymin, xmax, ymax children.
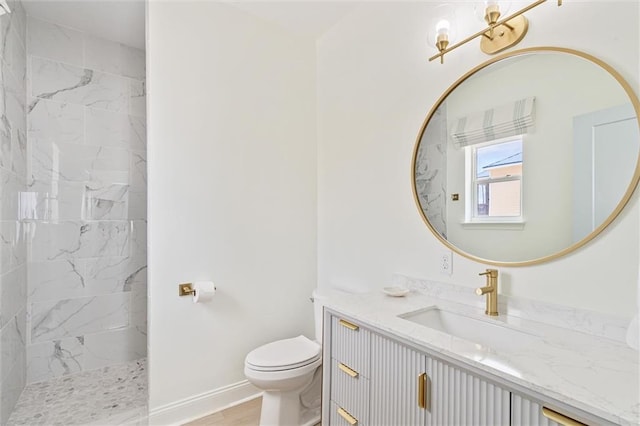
<box><xmin>412</xmin><ymin>47</ymin><xmax>640</xmax><ymax>266</ymax></box>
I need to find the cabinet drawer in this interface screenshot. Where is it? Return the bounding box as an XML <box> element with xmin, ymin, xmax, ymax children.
<box><xmin>330</xmin><ymin>358</ymin><xmax>369</xmax><ymax>425</ymax></box>
<box><xmin>330</xmin><ymin>401</ymin><xmax>364</xmax><ymax>426</ymax></box>
<box><xmin>331</xmin><ymin>316</ymin><xmax>370</xmax><ymax>377</ymax></box>
<box><xmin>511</xmin><ymin>393</ymin><xmax>609</xmax><ymax>426</ymax></box>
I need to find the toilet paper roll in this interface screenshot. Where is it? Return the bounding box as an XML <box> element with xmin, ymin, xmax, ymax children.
<box><xmin>193</xmin><ymin>281</ymin><xmax>216</xmax><ymax>303</ymax></box>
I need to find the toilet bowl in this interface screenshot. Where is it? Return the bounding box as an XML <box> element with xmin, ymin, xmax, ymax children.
<box><xmin>244</xmin><ymin>290</ymin><xmax>327</xmax><ymax>426</ymax></box>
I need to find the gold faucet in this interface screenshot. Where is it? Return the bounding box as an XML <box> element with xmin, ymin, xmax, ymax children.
<box><xmin>476</xmin><ymin>269</ymin><xmax>499</xmax><ymax>316</ymax></box>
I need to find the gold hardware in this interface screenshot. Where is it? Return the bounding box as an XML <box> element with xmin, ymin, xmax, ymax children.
<box><xmin>476</xmin><ymin>269</ymin><xmax>499</xmax><ymax>316</ymax></box>
<box><xmin>480</xmin><ymin>15</ymin><xmax>528</xmax><ymax>55</ymax></box>
<box><xmin>338</xmin><ymin>363</ymin><xmax>359</xmax><ymax>378</ymax></box>
<box><xmin>435</xmin><ymin>33</ymin><xmax>449</xmax><ymax>64</ymax></box>
<box><xmin>451</xmin><ymin>193</ymin><xmax>459</xmax><ymax>201</ymax></box>
<box><xmin>417</xmin><ymin>372</ymin><xmax>428</xmax><ymax>409</ymax></box>
<box><xmin>338</xmin><ymin>319</ymin><xmax>359</xmax><ymax>331</ymax></box>
<box><xmin>179</xmin><ymin>283</ymin><xmax>195</xmax><ymax>297</ymax></box>
<box><xmin>412</xmin><ymin>47</ymin><xmax>640</xmax><ymax>267</ymax></box>
<box><xmin>542</xmin><ymin>407</ymin><xmax>587</xmax><ymax>426</ymax></box>
<box><xmin>337</xmin><ymin>407</ymin><xmax>358</xmax><ymax>425</ymax></box>
<box><xmin>429</xmin><ymin>0</ymin><xmax>562</xmax><ymax>64</ymax></box>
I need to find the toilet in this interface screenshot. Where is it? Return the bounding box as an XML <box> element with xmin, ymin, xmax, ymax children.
<box><xmin>244</xmin><ymin>290</ymin><xmax>326</xmax><ymax>426</ymax></box>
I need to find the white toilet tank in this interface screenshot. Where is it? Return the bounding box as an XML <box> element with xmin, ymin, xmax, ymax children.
<box><xmin>311</xmin><ymin>290</ymin><xmax>328</xmax><ymax>344</ymax></box>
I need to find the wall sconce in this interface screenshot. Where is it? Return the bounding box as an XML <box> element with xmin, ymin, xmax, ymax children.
<box><xmin>428</xmin><ymin>5</ymin><xmax>457</xmax><ymax>64</ymax></box>
<box><xmin>429</xmin><ymin>0</ymin><xmax>562</xmax><ymax>64</ymax></box>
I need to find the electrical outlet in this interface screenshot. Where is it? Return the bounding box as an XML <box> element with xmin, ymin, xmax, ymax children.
<box><xmin>440</xmin><ymin>250</ymin><xmax>453</xmax><ymax>275</ymax></box>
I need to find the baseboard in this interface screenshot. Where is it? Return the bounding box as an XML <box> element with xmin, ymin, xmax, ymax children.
<box><xmin>148</xmin><ymin>380</ymin><xmax>261</xmax><ymax>425</ymax></box>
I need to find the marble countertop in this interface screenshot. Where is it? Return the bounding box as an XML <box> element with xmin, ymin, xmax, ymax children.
<box><xmin>322</xmin><ymin>289</ymin><xmax>639</xmax><ymax>426</ymax></box>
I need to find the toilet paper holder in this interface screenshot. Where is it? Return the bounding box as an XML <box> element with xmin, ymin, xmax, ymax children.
<box><xmin>179</xmin><ymin>283</ymin><xmax>197</xmax><ymax>296</ymax></box>
<box><xmin>179</xmin><ymin>282</ymin><xmax>218</xmax><ymax>300</ymax></box>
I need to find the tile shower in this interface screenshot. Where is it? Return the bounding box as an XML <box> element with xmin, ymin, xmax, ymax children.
<box><xmin>0</xmin><ymin>2</ymin><xmax>147</xmax><ymax>424</ymax></box>
<box><xmin>414</xmin><ymin>104</ymin><xmax>447</xmax><ymax>238</ymax></box>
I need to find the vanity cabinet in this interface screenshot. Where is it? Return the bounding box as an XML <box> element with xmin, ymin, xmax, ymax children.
<box><xmin>323</xmin><ymin>311</ymin><xmax>615</xmax><ymax>426</ymax></box>
<box><xmin>323</xmin><ymin>313</ymin><xmax>509</xmax><ymax>426</ymax></box>
<box><xmin>369</xmin><ymin>333</ymin><xmax>510</xmax><ymax>425</ymax></box>
<box><xmin>327</xmin><ymin>316</ymin><xmax>371</xmax><ymax>425</ymax></box>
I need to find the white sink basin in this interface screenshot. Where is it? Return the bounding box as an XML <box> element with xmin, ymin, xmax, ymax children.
<box><xmin>399</xmin><ymin>307</ymin><xmax>540</xmax><ymax>352</ymax></box>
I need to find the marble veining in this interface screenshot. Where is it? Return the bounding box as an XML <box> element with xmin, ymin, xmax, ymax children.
<box><xmin>1</xmin><ymin>310</ymin><xmax>26</xmax><ymax>382</ymax></box>
<box><xmin>0</xmin><ymin>117</ymin><xmax>11</xmax><ymax>171</ymax></box>
<box><xmin>85</xmin><ymin>107</ymin><xmax>146</xmax><ymax>151</ymax></box>
<box><xmin>30</xmin><ymin>292</ymin><xmax>130</xmax><ymax>343</ymax></box>
<box><xmin>129</xmin><ymin>80</ymin><xmax>145</xmax><ymax>118</ymax></box>
<box><xmin>0</xmin><ymin>264</ymin><xmax>27</xmax><ymax>328</ymax></box>
<box><xmin>30</xmin><ymin>139</ymin><xmax>131</xmax><ymax>184</ymax></box>
<box><xmin>27</xmin><ymin>336</ymin><xmax>84</xmax><ymax>383</ymax></box>
<box><xmin>83</xmin><ymin>183</ymin><xmax>129</xmax><ymax>220</ymax></box>
<box><xmin>324</xmin><ymin>279</ymin><xmax>639</xmax><ymax>426</ymax></box>
<box><xmin>28</xmin><ymin>98</ymin><xmax>84</xmax><ymax>144</ymax></box>
<box><xmin>414</xmin><ymin>104</ymin><xmax>448</xmax><ymax>238</ymax></box>
<box><xmin>0</xmin><ymin>0</ymin><xmax>28</xmax><ymax>422</ymax></box>
<box><xmin>30</xmin><ymin>57</ymin><xmax>129</xmax><ymax>113</ymax></box>
<box><xmin>29</xmin><ymin>220</ymin><xmax>131</xmax><ymax>262</ymax></box>
<box><xmin>1</xmin><ymin>170</ymin><xmax>22</xmax><ymax>221</ymax></box>
<box><xmin>7</xmin><ymin>358</ymin><xmax>147</xmax><ymax>426</ymax></box>
<box><xmin>394</xmin><ymin>274</ymin><xmax>631</xmax><ymax>342</ymax></box>
<box><xmin>28</xmin><ymin>258</ymin><xmax>142</xmax><ymax>304</ymax></box>
<box><xmin>83</xmin><ymin>328</ymin><xmax>146</xmax><ymax>370</ymax></box>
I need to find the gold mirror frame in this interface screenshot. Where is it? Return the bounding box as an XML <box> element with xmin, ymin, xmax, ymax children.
<box><xmin>411</xmin><ymin>46</ymin><xmax>640</xmax><ymax>267</ymax></box>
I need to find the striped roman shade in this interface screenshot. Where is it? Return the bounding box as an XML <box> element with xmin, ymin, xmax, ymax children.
<box><xmin>451</xmin><ymin>97</ymin><xmax>536</xmax><ymax>147</ymax></box>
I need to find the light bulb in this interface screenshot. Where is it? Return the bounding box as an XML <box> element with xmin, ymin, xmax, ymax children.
<box><xmin>474</xmin><ymin>0</ymin><xmax>511</xmax><ymax>24</ymax></box>
<box><xmin>427</xmin><ymin>4</ymin><xmax>457</xmax><ymax>48</ymax></box>
<box><xmin>436</xmin><ymin>19</ymin><xmax>450</xmax><ymax>35</ymax></box>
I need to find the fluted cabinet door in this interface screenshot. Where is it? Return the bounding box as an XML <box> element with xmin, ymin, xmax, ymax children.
<box><xmin>429</xmin><ymin>357</ymin><xmax>510</xmax><ymax>426</ymax></box>
<box><xmin>369</xmin><ymin>333</ymin><xmax>427</xmax><ymax>426</ymax></box>
<box><xmin>511</xmin><ymin>394</ymin><xmax>561</xmax><ymax>426</ymax></box>
<box><xmin>369</xmin><ymin>334</ymin><xmax>510</xmax><ymax>426</ymax></box>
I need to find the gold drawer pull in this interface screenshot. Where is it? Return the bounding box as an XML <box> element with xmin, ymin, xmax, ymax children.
<box><xmin>417</xmin><ymin>372</ymin><xmax>428</xmax><ymax>409</ymax></box>
<box><xmin>339</xmin><ymin>319</ymin><xmax>359</xmax><ymax>331</ymax></box>
<box><xmin>337</xmin><ymin>407</ymin><xmax>358</xmax><ymax>425</ymax></box>
<box><xmin>542</xmin><ymin>407</ymin><xmax>587</xmax><ymax>426</ymax></box>
<box><xmin>338</xmin><ymin>362</ymin><xmax>359</xmax><ymax>378</ymax></box>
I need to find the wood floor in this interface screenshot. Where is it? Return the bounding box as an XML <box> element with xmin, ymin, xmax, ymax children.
<box><xmin>184</xmin><ymin>397</ymin><xmax>262</xmax><ymax>426</ymax></box>
<box><xmin>183</xmin><ymin>397</ymin><xmax>321</xmax><ymax>426</ymax></box>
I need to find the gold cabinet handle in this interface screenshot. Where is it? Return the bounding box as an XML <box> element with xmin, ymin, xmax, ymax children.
<box><xmin>337</xmin><ymin>406</ymin><xmax>358</xmax><ymax>425</ymax></box>
<box><xmin>338</xmin><ymin>362</ymin><xmax>359</xmax><ymax>378</ymax></box>
<box><xmin>417</xmin><ymin>372</ymin><xmax>428</xmax><ymax>409</ymax></box>
<box><xmin>542</xmin><ymin>407</ymin><xmax>588</xmax><ymax>426</ymax></box>
<box><xmin>339</xmin><ymin>319</ymin><xmax>359</xmax><ymax>331</ymax></box>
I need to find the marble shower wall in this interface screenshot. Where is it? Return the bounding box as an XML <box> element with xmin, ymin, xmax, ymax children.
<box><xmin>415</xmin><ymin>103</ymin><xmax>448</xmax><ymax>238</ymax></box>
<box><xmin>24</xmin><ymin>17</ymin><xmax>147</xmax><ymax>385</ymax></box>
<box><xmin>0</xmin><ymin>0</ymin><xmax>28</xmax><ymax>423</ymax></box>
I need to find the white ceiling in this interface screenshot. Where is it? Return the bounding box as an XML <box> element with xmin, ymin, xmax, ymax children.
<box><xmin>21</xmin><ymin>1</ymin><xmax>360</xmax><ymax>51</ymax></box>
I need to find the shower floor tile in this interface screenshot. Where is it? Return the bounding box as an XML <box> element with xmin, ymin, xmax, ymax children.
<box><xmin>7</xmin><ymin>359</ymin><xmax>147</xmax><ymax>426</ymax></box>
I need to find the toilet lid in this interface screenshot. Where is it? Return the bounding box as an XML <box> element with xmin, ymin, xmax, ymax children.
<box><xmin>246</xmin><ymin>335</ymin><xmax>321</xmax><ymax>371</ymax></box>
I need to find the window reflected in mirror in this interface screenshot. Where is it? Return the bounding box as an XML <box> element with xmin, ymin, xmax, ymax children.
<box><xmin>469</xmin><ymin>137</ymin><xmax>523</xmax><ymax>220</ymax></box>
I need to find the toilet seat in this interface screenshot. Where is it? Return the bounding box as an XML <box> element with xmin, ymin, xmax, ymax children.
<box><xmin>245</xmin><ymin>335</ymin><xmax>321</xmax><ymax>372</ymax></box>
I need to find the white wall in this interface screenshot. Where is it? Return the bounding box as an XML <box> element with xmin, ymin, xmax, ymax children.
<box><xmin>147</xmin><ymin>1</ymin><xmax>317</xmax><ymax>420</ymax></box>
<box><xmin>317</xmin><ymin>1</ymin><xmax>639</xmax><ymax>316</ymax></box>
<box><xmin>147</xmin><ymin>0</ymin><xmax>640</xmax><ymax>419</ymax></box>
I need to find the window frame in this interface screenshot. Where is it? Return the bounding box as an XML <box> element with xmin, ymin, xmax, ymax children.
<box><xmin>464</xmin><ymin>136</ymin><xmax>524</xmax><ymax>224</ymax></box>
